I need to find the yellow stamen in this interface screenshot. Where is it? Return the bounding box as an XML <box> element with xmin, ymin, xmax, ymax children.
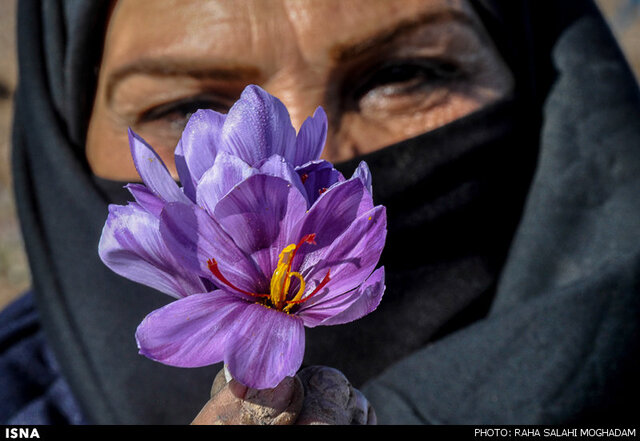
<box><xmin>207</xmin><ymin>234</ymin><xmax>320</xmax><ymax>312</ymax></box>
<box><xmin>268</xmin><ymin>234</ymin><xmax>316</xmax><ymax>311</ymax></box>
<box><xmin>270</xmin><ymin>244</ymin><xmax>296</xmax><ymax>309</ymax></box>
<box><xmin>283</xmin><ymin>272</ymin><xmax>305</xmax><ymax>313</ymax></box>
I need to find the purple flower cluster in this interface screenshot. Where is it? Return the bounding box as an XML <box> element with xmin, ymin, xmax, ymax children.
<box><xmin>99</xmin><ymin>85</ymin><xmax>386</xmax><ymax>389</ymax></box>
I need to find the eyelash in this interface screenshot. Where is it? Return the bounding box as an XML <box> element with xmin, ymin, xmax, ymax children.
<box><xmin>138</xmin><ymin>96</ymin><xmax>231</xmax><ymax>130</ymax></box>
<box><xmin>347</xmin><ymin>58</ymin><xmax>463</xmax><ymax>102</ymax></box>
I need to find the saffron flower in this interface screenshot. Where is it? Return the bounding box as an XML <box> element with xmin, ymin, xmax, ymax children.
<box><xmin>99</xmin><ymin>85</ymin><xmax>386</xmax><ymax>390</ymax></box>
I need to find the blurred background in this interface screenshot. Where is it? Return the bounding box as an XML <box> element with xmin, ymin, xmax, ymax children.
<box><xmin>0</xmin><ymin>0</ymin><xmax>639</xmax><ymax>311</ymax></box>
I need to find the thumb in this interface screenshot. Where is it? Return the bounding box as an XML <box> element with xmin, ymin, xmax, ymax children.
<box><xmin>191</xmin><ymin>369</ymin><xmax>304</xmax><ymax>425</ymax></box>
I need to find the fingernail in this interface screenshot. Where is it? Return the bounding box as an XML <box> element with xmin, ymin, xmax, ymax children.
<box><xmin>224</xmin><ymin>364</ymin><xmax>233</xmax><ymax>383</ymax></box>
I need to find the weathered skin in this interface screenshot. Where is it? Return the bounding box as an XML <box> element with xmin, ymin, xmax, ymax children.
<box><xmin>296</xmin><ymin>366</ymin><xmax>376</xmax><ymax>425</ymax></box>
<box><xmin>192</xmin><ymin>365</ymin><xmax>375</xmax><ymax>425</ymax></box>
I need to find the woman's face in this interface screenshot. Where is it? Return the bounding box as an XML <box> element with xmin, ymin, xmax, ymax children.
<box><xmin>86</xmin><ymin>0</ymin><xmax>512</xmax><ymax>181</ymax></box>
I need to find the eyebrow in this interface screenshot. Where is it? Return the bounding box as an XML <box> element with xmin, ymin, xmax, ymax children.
<box><xmin>105</xmin><ymin>8</ymin><xmax>478</xmax><ymax>104</ymax></box>
<box><xmin>105</xmin><ymin>59</ymin><xmax>261</xmax><ymax>105</ymax></box>
<box><xmin>331</xmin><ymin>9</ymin><xmax>478</xmax><ymax>62</ymax></box>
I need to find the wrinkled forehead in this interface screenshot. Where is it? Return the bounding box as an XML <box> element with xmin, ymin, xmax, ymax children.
<box><xmin>103</xmin><ymin>0</ymin><xmax>485</xmax><ymax>72</ymax></box>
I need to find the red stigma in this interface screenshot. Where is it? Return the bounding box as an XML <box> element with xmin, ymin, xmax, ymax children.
<box><xmin>299</xmin><ymin>233</ymin><xmax>316</xmax><ymax>246</ymax></box>
<box><xmin>207</xmin><ymin>258</ymin><xmax>268</xmax><ymax>299</ymax></box>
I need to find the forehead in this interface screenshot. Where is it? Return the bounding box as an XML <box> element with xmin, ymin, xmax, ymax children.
<box><xmin>104</xmin><ymin>0</ymin><xmax>476</xmax><ymax>71</ymax></box>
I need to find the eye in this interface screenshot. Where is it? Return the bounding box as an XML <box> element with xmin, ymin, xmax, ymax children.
<box><xmin>129</xmin><ymin>93</ymin><xmax>238</xmax><ymax>153</ymax></box>
<box><xmin>138</xmin><ymin>95</ymin><xmax>232</xmax><ymax>133</ymax></box>
<box><xmin>345</xmin><ymin>59</ymin><xmax>464</xmax><ymax>110</ymax></box>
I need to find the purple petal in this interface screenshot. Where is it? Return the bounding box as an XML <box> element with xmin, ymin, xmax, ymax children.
<box><xmin>298</xmin><ymin>267</ymin><xmax>385</xmax><ymax>328</ymax></box>
<box><xmin>295</xmin><ymin>160</ymin><xmax>345</xmax><ymax>206</ymax></box>
<box><xmin>220</xmin><ymin>85</ymin><xmax>297</xmax><ymax>166</ymax></box>
<box><xmin>196</xmin><ymin>152</ymin><xmax>257</xmax><ymax>216</ymax></box>
<box><xmin>352</xmin><ymin>161</ymin><xmax>373</xmax><ymax>195</ymax></box>
<box><xmin>258</xmin><ymin>155</ymin><xmax>308</xmax><ymax>205</ymax></box>
<box><xmin>298</xmin><ymin>205</ymin><xmax>387</xmax><ymax>304</ymax></box>
<box><xmin>178</xmin><ymin>109</ymin><xmax>226</xmax><ymax>186</ymax></box>
<box><xmin>136</xmin><ymin>290</ymin><xmax>248</xmax><ymax>367</ymax></box>
<box><xmin>293</xmin><ymin>178</ymin><xmax>369</xmax><ymax>261</ymax></box>
<box><xmin>174</xmin><ymin>140</ymin><xmax>196</xmax><ymax>202</ymax></box>
<box><xmin>126</xmin><ymin>183</ymin><xmax>164</xmax><ymax>217</ymax></box>
<box><xmin>214</xmin><ymin>174</ymin><xmax>307</xmax><ymax>277</ymax></box>
<box><xmin>129</xmin><ymin>128</ymin><xmax>190</xmax><ymax>204</ymax></box>
<box><xmin>225</xmin><ymin>303</ymin><xmax>305</xmax><ymax>389</ymax></box>
<box><xmin>99</xmin><ymin>203</ymin><xmax>206</xmax><ymax>298</ymax></box>
<box><xmin>160</xmin><ymin>202</ymin><xmax>268</xmax><ymax>295</ymax></box>
<box><xmin>293</xmin><ymin>106</ymin><xmax>327</xmax><ymax>166</ymax></box>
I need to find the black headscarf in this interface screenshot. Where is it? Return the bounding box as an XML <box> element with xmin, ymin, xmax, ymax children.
<box><xmin>12</xmin><ymin>0</ymin><xmax>640</xmax><ymax>424</ymax></box>
<box><xmin>361</xmin><ymin>0</ymin><xmax>640</xmax><ymax>424</ymax></box>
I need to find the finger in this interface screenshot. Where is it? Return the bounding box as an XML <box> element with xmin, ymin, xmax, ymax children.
<box><xmin>351</xmin><ymin>388</ymin><xmax>377</xmax><ymax>425</ymax></box>
<box><xmin>210</xmin><ymin>367</ymin><xmax>229</xmax><ymax>397</ymax></box>
<box><xmin>241</xmin><ymin>375</ymin><xmax>304</xmax><ymax>424</ymax></box>
<box><xmin>295</xmin><ymin>365</ymin><xmax>376</xmax><ymax>425</ymax></box>
<box><xmin>191</xmin><ymin>379</ymin><xmax>248</xmax><ymax>425</ymax></box>
<box><xmin>192</xmin><ymin>375</ymin><xmax>304</xmax><ymax>425</ymax></box>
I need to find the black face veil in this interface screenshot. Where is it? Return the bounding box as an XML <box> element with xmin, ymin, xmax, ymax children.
<box><xmin>12</xmin><ymin>0</ymin><xmax>640</xmax><ymax>424</ymax></box>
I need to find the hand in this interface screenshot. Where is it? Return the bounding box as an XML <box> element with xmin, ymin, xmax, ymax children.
<box><xmin>191</xmin><ymin>365</ymin><xmax>376</xmax><ymax>425</ymax></box>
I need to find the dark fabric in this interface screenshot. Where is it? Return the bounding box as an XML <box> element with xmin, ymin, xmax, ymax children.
<box><xmin>12</xmin><ymin>0</ymin><xmax>219</xmax><ymax>425</ymax></box>
<box><xmin>362</xmin><ymin>2</ymin><xmax>640</xmax><ymax>424</ymax></box>
<box><xmin>0</xmin><ymin>293</ymin><xmax>87</xmax><ymax>424</ymax></box>
<box><xmin>9</xmin><ymin>0</ymin><xmax>640</xmax><ymax>425</ymax></box>
<box><xmin>318</xmin><ymin>94</ymin><xmax>537</xmax><ymax>383</ymax></box>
